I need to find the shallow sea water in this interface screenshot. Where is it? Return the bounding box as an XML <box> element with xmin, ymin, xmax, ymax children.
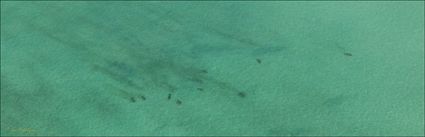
<box><xmin>1</xmin><ymin>1</ymin><xmax>424</xmax><ymax>136</ymax></box>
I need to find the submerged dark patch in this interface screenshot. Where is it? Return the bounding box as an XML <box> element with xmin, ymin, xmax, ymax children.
<box><xmin>176</xmin><ymin>99</ymin><xmax>182</xmax><ymax>105</ymax></box>
<box><xmin>129</xmin><ymin>97</ymin><xmax>136</xmax><ymax>103</ymax></box>
<box><xmin>344</xmin><ymin>52</ymin><xmax>353</xmax><ymax>56</ymax></box>
<box><xmin>167</xmin><ymin>94</ymin><xmax>172</xmax><ymax>100</ymax></box>
<box><xmin>237</xmin><ymin>92</ymin><xmax>246</xmax><ymax>98</ymax></box>
<box><xmin>256</xmin><ymin>58</ymin><xmax>262</xmax><ymax>64</ymax></box>
<box><xmin>138</xmin><ymin>95</ymin><xmax>146</xmax><ymax>101</ymax></box>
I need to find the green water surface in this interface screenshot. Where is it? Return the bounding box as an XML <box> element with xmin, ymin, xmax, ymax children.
<box><xmin>1</xmin><ymin>1</ymin><xmax>424</xmax><ymax>136</ymax></box>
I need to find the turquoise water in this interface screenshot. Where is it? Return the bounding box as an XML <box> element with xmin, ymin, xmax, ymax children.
<box><xmin>1</xmin><ymin>1</ymin><xmax>424</xmax><ymax>136</ymax></box>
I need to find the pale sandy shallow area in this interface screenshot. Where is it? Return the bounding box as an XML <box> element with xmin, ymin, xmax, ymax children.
<box><xmin>1</xmin><ymin>2</ymin><xmax>424</xmax><ymax>136</ymax></box>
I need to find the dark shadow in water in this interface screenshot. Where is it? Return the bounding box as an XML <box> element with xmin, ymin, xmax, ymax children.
<box><xmin>20</xmin><ymin>5</ymin><xmax>273</xmax><ymax>109</ymax></box>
